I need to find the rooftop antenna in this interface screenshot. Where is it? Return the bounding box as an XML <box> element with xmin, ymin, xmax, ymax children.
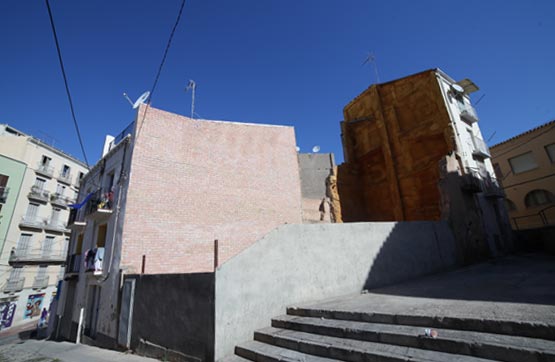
<box><xmin>123</xmin><ymin>91</ymin><xmax>151</xmax><ymax>109</ymax></box>
<box><xmin>185</xmin><ymin>80</ymin><xmax>196</xmax><ymax>119</ymax></box>
<box><xmin>362</xmin><ymin>52</ymin><xmax>380</xmax><ymax>84</ymax></box>
<box><xmin>312</xmin><ymin>145</ymin><xmax>320</xmax><ymax>153</ymax></box>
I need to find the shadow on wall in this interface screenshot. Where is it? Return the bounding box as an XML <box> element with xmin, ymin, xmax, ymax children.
<box><xmin>368</xmin><ymin>253</ymin><xmax>555</xmax><ymax>305</ymax></box>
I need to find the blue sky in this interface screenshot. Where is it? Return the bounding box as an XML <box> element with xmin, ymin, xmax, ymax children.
<box><xmin>1</xmin><ymin>1</ymin><xmax>554</xmax><ymax>166</ymax></box>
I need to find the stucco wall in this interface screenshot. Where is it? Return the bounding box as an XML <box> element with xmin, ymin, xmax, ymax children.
<box><xmin>214</xmin><ymin>221</ymin><xmax>457</xmax><ymax>359</ymax></box>
<box><xmin>298</xmin><ymin>153</ymin><xmax>335</xmax><ymax>223</ymax></box>
<box><xmin>122</xmin><ymin>106</ymin><xmax>302</xmax><ymax>274</ymax></box>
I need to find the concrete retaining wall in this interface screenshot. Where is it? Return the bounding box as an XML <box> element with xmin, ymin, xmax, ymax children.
<box><xmin>214</xmin><ymin>221</ymin><xmax>458</xmax><ymax>359</ymax></box>
<box><xmin>127</xmin><ymin>273</ymin><xmax>215</xmax><ymax>361</ymax></box>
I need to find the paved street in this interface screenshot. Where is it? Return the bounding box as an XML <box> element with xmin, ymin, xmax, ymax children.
<box><xmin>0</xmin><ymin>340</ymin><xmax>157</xmax><ymax>362</ymax></box>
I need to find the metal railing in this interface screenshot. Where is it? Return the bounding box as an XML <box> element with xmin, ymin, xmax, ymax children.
<box><xmin>459</xmin><ymin>105</ymin><xmax>479</xmax><ymax>124</ymax></box>
<box><xmin>66</xmin><ymin>254</ymin><xmax>82</xmax><ymax>274</ymax></box>
<box><xmin>28</xmin><ymin>186</ymin><xmax>50</xmax><ymax>202</ymax></box>
<box><xmin>512</xmin><ymin>205</ymin><xmax>555</xmax><ymax>230</ymax></box>
<box><xmin>50</xmin><ymin>193</ymin><xmax>73</xmax><ymax>207</ymax></box>
<box><xmin>44</xmin><ymin>220</ymin><xmax>68</xmax><ymax>232</ymax></box>
<box><xmin>10</xmin><ymin>248</ymin><xmax>66</xmax><ymax>264</ymax></box>
<box><xmin>32</xmin><ymin>275</ymin><xmax>49</xmax><ymax>290</ymax></box>
<box><xmin>36</xmin><ymin>163</ymin><xmax>54</xmax><ymax>177</ymax></box>
<box><xmin>3</xmin><ymin>277</ymin><xmax>25</xmax><ymax>293</ymax></box>
<box><xmin>471</xmin><ymin>136</ymin><xmax>490</xmax><ymax>158</ymax></box>
<box><xmin>19</xmin><ymin>216</ymin><xmax>46</xmax><ymax>229</ymax></box>
<box><xmin>58</xmin><ymin>170</ymin><xmax>72</xmax><ymax>184</ymax></box>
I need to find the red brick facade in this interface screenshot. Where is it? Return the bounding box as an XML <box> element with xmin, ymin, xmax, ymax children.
<box><xmin>121</xmin><ymin>106</ymin><xmax>302</xmax><ymax>273</ymax></box>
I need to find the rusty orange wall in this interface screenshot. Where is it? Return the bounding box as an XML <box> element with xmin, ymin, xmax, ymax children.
<box><xmin>121</xmin><ymin>106</ymin><xmax>302</xmax><ymax>274</ymax></box>
<box><xmin>340</xmin><ymin>70</ymin><xmax>455</xmax><ymax>222</ymax></box>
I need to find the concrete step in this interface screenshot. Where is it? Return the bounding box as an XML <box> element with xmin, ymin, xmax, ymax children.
<box><xmin>272</xmin><ymin>314</ymin><xmax>555</xmax><ymax>362</ymax></box>
<box><xmin>235</xmin><ymin>340</ymin><xmax>341</xmax><ymax>361</ymax></box>
<box><xmin>219</xmin><ymin>355</ymin><xmax>252</xmax><ymax>362</ymax></box>
<box><xmin>287</xmin><ymin>306</ymin><xmax>555</xmax><ymax>341</ymax></box>
<box><xmin>255</xmin><ymin>327</ymin><xmax>498</xmax><ymax>362</ymax></box>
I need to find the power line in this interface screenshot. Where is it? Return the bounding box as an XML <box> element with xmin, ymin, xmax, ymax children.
<box><xmin>137</xmin><ymin>0</ymin><xmax>187</xmax><ymax>138</ymax></box>
<box><xmin>45</xmin><ymin>0</ymin><xmax>90</xmax><ymax>170</ymax></box>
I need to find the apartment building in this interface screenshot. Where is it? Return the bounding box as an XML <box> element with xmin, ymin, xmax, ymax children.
<box><xmin>58</xmin><ymin>106</ymin><xmax>302</xmax><ymax>346</ymax></box>
<box><xmin>337</xmin><ymin>69</ymin><xmax>513</xmax><ymax>262</ymax></box>
<box><xmin>490</xmin><ymin>120</ymin><xmax>555</xmax><ymax>229</ymax></box>
<box><xmin>0</xmin><ymin>124</ymin><xmax>87</xmax><ymax>331</ymax></box>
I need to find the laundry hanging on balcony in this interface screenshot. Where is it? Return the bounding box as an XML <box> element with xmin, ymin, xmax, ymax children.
<box><xmin>68</xmin><ymin>191</ymin><xmax>95</xmax><ymax>210</ymax></box>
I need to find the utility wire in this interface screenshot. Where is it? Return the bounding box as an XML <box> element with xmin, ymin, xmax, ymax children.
<box><xmin>137</xmin><ymin>0</ymin><xmax>187</xmax><ymax>138</ymax></box>
<box><xmin>45</xmin><ymin>0</ymin><xmax>90</xmax><ymax>170</ymax></box>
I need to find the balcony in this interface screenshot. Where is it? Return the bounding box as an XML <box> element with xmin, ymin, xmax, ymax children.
<box><xmin>32</xmin><ymin>275</ymin><xmax>49</xmax><ymax>290</ymax></box>
<box><xmin>44</xmin><ymin>220</ymin><xmax>69</xmax><ymax>233</ymax></box>
<box><xmin>3</xmin><ymin>277</ymin><xmax>25</xmax><ymax>293</ymax></box>
<box><xmin>19</xmin><ymin>216</ymin><xmax>46</xmax><ymax>230</ymax></box>
<box><xmin>28</xmin><ymin>186</ymin><xmax>50</xmax><ymax>203</ymax></box>
<box><xmin>67</xmin><ymin>208</ymin><xmax>87</xmax><ymax>231</ymax></box>
<box><xmin>58</xmin><ymin>170</ymin><xmax>72</xmax><ymax>185</ymax></box>
<box><xmin>65</xmin><ymin>254</ymin><xmax>82</xmax><ymax>278</ymax></box>
<box><xmin>9</xmin><ymin>248</ymin><xmax>66</xmax><ymax>266</ymax></box>
<box><xmin>483</xmin><ymin>176</ymin><xmax>505</xmax><ymax>199</ymax></box>
<box><xmin>50</xmin><ymin>193</ymin><xmax>73</xmax><ymax>208</ymax></box>
<box><xmin>85</xmin><ymin>191</ymin><xmax>114</xmax><ymax>221</ymax></box>
<box><xmin>0</xmin><ymin>186</ymin><xmax>8</xmax><ymax>203</ymax></box>
<box><xmin>471</xmin><ymin>136</ymin><xmax>491</xmax><ymax>158</ymax></box>
<box><xmin>459</xmin><ymin>106</ymin><xmax>479</xmax><ymax>124</ymax></box>
<box><xmin>84</xmin><ymin>247</ymin><xmax>104</xmax><ymax>276</ymax></box>
<box><xmin>35</xmin><ymin>163</ymin><xmax>54</xmax><ymax>178</ymax></box>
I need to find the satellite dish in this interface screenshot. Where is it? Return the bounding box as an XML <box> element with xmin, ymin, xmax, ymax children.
<box><xmin>312</xmin><ymin>145</ymin><xmax>320</xmax><ymax>153</ymax></box>
<box><xmin>133</xmin><ymin>91</ymin><xmax>151</xmax><ymax>109</ymax></box>
<box><xmin>295</xmin><ymin>146</ymin><xmax>300</xmax><ymax>152</ymax></box>
<box><xmin>452</xmin><ymin>84</ymin><xmax>464</xmax><ymax>94</ymax></box>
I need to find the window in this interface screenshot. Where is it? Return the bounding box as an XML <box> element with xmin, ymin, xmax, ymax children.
<box><xmin>50</xmin><ymin>208</ymin><xmax>61</xmax><ymax>225</ymax></box>
<box><xmin>524</xmin><ymin>189</ymin><xmax>554</xmax><ymax>208</ymax></box>
<box><xmin>8</xmin><ymin>267</ymin><xmax>23</xmax><ymax>282</ymax></box>
<box><xmin>63</xmin><ymin>237</ymin><xmax>70</xmax><ymax>257</ymax></box>
<box><xmin>37</xmin><ymin>266</ymin><xmax>47</xmax><ymax>279</ymax></box>
<box><xmin>0</xmin><ymin>174</ymin><xmax>8</xmax><ymax>203</ymax></box>
<box><xmin>76</xmin><ymin>234</ymin><xmax>84</xmax><ymax>254</ymax></box>
<box><xmin>41</xmin><ymin>156</ymin><xmax>51</xmax><ymax>166</ymax></box>
<box><xmin>97</xmin><ymin>224</ymin><xmax>108</xmax><ymax>247</ymax></box>
<box><xmin>505</xmin><ymin>199</ymin><xmax>517</xmax><ymax>212</ymax></box>
<box><xmin>546</xmin><ymin>143</ymin><xmax>555</xmax><ymax>163</ymax></box>
<box><xmin>34</xmin><ymin>178</ymin><xmax>46</xmax><ymax>190</ymax></box>
<box><xmin>16</xmin><ymin>234</ymin><xmax>32</xmax><ymax>255</ymax></box>
<box><xmin>508</xmin><ymin>152</ymin><xmax>538</xmax><ymax>174</ymax></box>
<box><xmin>61</xmin><ymin>165</ymin><xmax>70</xmax><ymax>177</ymax></box>
<box><xmin>42</xmin><ymin>236</ymin><xmax>55</xmax><ymax>257</ymax></box>
<box><xmin>25</xmin><ymin>203</ymin><xmax>39</xmax><ymax>220</ymax></box>
<box><xmin>55</xmin><ymin>183</ymin><xmax>66</xmax><ymax>196</ymax></box>
<box><xmin>78</xmin><ymin>172</ymin><xmax>85</xmax><ymax>183</ymax></box>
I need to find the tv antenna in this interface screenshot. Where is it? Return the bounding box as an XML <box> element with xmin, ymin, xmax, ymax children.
<box><xmin>123</xmin><ymin>91</ymin><xmax>151</xmax><ymax>109</ymax></box>
<box><xmin>362</xmin><ymin>52</ymin><xmax>380</xmax><ymax>84</ymax></box>
<box><xmin>185</xmin><ymin>80</ymin><xmax>196</xmax><ymax>119</ymax></box>
<box><xmin>312</xmin><ymin>145</ymin><xmax>320</xmax><ymax>153</ymax></box>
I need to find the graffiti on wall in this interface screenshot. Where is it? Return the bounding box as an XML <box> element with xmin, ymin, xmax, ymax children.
<box><xmin>24</xmin><ymin>293</ymin><xmax>45</xmax><ymax>319</ymax></box>
<box><xmin>0</xmin><ymin>302</ymin><xmax>17</xmax><ymax>329</ymax></box>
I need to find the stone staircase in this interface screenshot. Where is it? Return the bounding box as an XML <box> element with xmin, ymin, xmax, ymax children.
<box><xmin>222</xmin><ymin>304</ymin><xmax>555</xmax><ymax>362</ymax></box>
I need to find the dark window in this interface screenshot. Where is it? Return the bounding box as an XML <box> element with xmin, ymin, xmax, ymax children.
<box><xmin>524</xmin><ymin>189</ymin><xmax>554</xmax><ymax>208</ymax></box>
<box><xmin>505</xmin><ymin>199</ymin><xmax>517</xmax><ymax>212</ymax></box>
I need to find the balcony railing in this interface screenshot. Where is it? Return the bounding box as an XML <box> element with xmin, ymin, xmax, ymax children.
<box><xmin>471</xmin><ymin>136</ymin><xmax>491</xmax><ymax>158</ymax></box>
<box><xmin>44</xmin><ymin>220</ymin><xmax>68</xmax><ymax>233</ymax></box>
<box><xmin>459</xmin><ymin>105</ymin><xmax>479</xmax><ymax>124</ymax></box>
<box><xmin>67</xmin><ymin>208</ymin><xmax>87</xmax><ymax>230</ymax></box>
<box><xmin>19</xmin><ymin>216</ymin><xmax>46</xmax><ymax>230</ymax></box>
<box><xmin>28</xmin><ymin>186</ymin><xmax>50</xmax><ymax>203</ymax></box>
<box><xmin>85</xmin><ymin>190</ymin><xmax>114</xmax><ymax>221</ymax></box>
<box><xmin>58</xmin><ymin>171</ymin><xmax>72</xmax><ymax>184</ymax></box>
<box><xmin>35</xmin><ymin>163</ymin><xmax>54</xmax><ymax>178</ymax></box>
<box><xmin>3</xmin><ymin>277</ymin><xmax>25</xmax><ymax>293</ymax></box>
<box><xmin>9</xmin><ymin>248</ymin><xmax>66</xmax><ymax>265</ymax></box>
<box><xmin>0</xmin><ymin>186</ymin><xmax>8</xmax><ymax>203</ymax></box>
<box><xmin>32</xmin><ymin>275</ymin><xmax>49</xmax><ymax>290</ymax></box>
<box><xmin>50</xmin><ymin>193</ymin><xmax>73</xmax><ymax>208</ymax></box>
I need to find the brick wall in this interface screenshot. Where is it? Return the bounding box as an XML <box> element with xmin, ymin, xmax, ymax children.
<box><xmin>121</xmin><ymin>106</ymin><xmax>302</xmax><ymax>273</ymax></box>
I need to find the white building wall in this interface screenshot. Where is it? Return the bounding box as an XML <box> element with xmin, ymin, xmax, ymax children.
<box><xmin>0</xmin><ymin>125</ymin><xmax>87</xmax><ymax>331</ymax></box>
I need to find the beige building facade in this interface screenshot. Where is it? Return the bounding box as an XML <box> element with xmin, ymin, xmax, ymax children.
<box><xmin>0</xmin><ymin>124</ymin><xmax>87</xmax><ymax>331</ymax></box>
<box><xmin>490</xmin><ymin>120</ymin><xmax>555</xmax><ymax>230</ymax></box>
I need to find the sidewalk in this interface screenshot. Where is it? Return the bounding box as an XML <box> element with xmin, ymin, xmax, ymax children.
<box><xmin>0</xmin><ymin>339</ymin><xmax>157</xmax><ymax>362</ymax></box>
